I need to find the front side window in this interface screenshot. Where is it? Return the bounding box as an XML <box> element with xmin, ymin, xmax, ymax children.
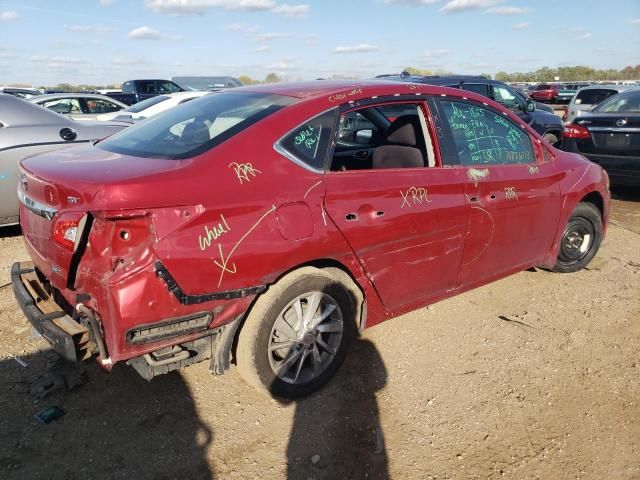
<box><xmin>278</xmin><ymin>109</ymin><xmax>337</xmax><ymax>171</ymax></box>
<box><xmin>42</xmin><ymin>98</ymin><xmax>82</xmax><ymax>114</ymax></box>
<box><xmin>331</xmin><ymin>102</ymin><xmax>435</xmax><ymax>171</ymax></box>
<box><xmin>492</xmin><ymin>85</ymin><xmax>522</xmax><ymax>112</ymax></box>
<box><xmin>98</xmin><ymin>92</ymin><xmax>295</xmax><ymax>160</ymax></box>
<box><xmin>438</xmin><ymin>99</ymin><xmax>534</xmax><ymax>166</ymax></box>
<box><xmin>158</xmin><ymin>81</ymin><xmax>181</xmax><ymax>94</ymax></box>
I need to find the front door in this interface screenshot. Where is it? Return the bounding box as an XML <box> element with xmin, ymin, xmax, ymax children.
<box><xmin>324</xmin><ymin>100</ymin><xmax>469</xmax><ymax>310</ymax></box>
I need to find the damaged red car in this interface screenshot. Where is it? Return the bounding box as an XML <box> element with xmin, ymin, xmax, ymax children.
<box><xmin>13</xmin><ymin>80</ymin><xmax>610</xmax><ymax>398</ymax></box>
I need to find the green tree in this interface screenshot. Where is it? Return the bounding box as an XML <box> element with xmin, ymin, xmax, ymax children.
<box><xmin>264</xmin><ymin>72</ymin><xmax>282</xmax><ymax>84</ymax></box>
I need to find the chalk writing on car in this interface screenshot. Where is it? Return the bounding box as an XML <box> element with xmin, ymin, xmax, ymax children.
<box><xmin>504</xmin><ymin>186</ymin><xmax>518</xmax><ymax>200</ymax></box>
<box><xmin>212</xmin><ymin>205</ymin><xmax>277</xmax><ymax>286</ymax></box>
<box><xmin>467</xmin><ymin>167</ymin><xmax>489</xmax><ymax>186</ymax></box>
<box><xmin>294</xmin><ymin>125</ymin><xmax>320</xmax><ymax>150</ymax></box>
<box><xmin>328</xmin><ymin>88</ymin><xmax>363</xmax><ymax>103</ymax></box>
<box><xmin>198</xmin><ymin>214</ymin><xmax>231</xmax><ymax>251</ymax></box>
<box><xmin>229</xmin><ymin>162</ymin><xmax>262</xmax><ymax>184</ymax></box>
<box><xmin>528</xmin><ymin>165</ymin><xmax>539</xmax><ymax>175</ymax></box>
<box><xmin>400</xmin><ymin>187</ymin><xmax>432</xmax><ymax>208</ymax></box>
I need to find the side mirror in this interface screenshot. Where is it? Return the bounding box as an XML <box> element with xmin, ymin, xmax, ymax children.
<box><xmin>355</xmin><ymin>129</ymin><xmax>373</xmax><ymax>145</ymax></box>
<box><xmin>526</xmin><ymin>99</ymin><xmax>536</xmax><ymax>113</ymax></box>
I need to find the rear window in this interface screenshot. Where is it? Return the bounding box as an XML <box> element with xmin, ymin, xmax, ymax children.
<box><xmin>98</xmin><ymin>92</ymin><xmax>295</xmax><ymax>160</ymax></box>
<box><xmin>595</xmin><ymin>90</ymin><xmax>640</xmax><ymax>113</ymax></box>
<box><xmin>574</xmin><ymin>89</ymin><xmax>618</xmax><ymax>106</ymax></box>
<box><xmin>125</xmin><ymin>95</ymin><xmax>169</xmax><ymax>113</ymax></box>
<box><xmin>537</xmin><ymin>84</ymin><xmax>551</xmax><ymax>90</ymax></box>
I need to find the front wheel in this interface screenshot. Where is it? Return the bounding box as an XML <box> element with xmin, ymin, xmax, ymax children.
<box><xmin>553</xmin><ymin>202</ymin><xmax>602</xmax><ymax>273</ymax></box>
<box><xmin>236</xmin><ymin>267</ymin><xmax>355</xmax><ymax>399</ymax></box>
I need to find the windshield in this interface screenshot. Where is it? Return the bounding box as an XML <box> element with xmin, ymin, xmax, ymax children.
<box><xmin>98</xmin><ymin>92</ymin><xmax>295</xmax><ymax>159</ymax></box>
<box><xmin>174</xmin><ymin>77</ymin><xmax>242</xmax><ymax>91</ymax></box>
<box><xmin>574</xmin><ymin>88</ymin><xmax>618</xmax><ymax>106</ymax></box>
<box><xmin>125</xmin><ymin>95</ymin><xmax>169</xmax><ymax>113</ymax></box>
<box><xmin>595</xmin><ymin>90</ymin><xmax>640</xmax><ymax>113</ymax></box>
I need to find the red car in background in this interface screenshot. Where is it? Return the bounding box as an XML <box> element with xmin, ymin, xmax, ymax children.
<box><xmin>12</xmin><ymin>81</ymin><xmax>610</xmax><ymax>399</ymax></box>
<box><xmin>531</xmin><ymin>83</ymin><xmax>561</xmax><ymax>103</ymax></box>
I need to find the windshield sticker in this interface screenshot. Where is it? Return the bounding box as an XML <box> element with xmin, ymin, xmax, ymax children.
<box><xmin>229</xmin><ymin>162</ymin><xmax>262</xmax><ymax>184</ymax></box>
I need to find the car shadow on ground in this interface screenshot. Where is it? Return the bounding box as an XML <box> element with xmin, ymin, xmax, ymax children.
<box><xmin>0</xmin><ymin>225</ymin><xmax>21</xmax><ymax>239</ymax></box>
<box><xmin>0</xmin><ymin>348</ymin><xmax>215</xmax><ymax>480</ymax></box>
<box><xmin>285</xmin><ymin>338</ymin><xmax>390</xmax><ymax>479</ymax></box>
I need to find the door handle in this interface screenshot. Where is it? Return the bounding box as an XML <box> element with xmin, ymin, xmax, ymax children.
<box><xmin>345</xmin><ymin>213</ymin><xmax>358</xmax><ymax>221</ymax></box>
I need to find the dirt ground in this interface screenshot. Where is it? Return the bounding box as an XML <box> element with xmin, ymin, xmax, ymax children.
<box><xmin>0</xmin><ymin>189</ymin><xmax>638</xmax><ymax>480</ymax></box>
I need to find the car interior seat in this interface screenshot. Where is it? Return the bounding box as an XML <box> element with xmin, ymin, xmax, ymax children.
<box><xmin>372</xmin><ymin>115</ymin><xmax>427</xmax><ymax>169</ymax></box>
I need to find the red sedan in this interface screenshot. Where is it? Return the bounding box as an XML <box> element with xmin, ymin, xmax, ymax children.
<box><xmin>12</xmin><ymin>80</ymin><xmax>610</xmax><ymax>398</ymax></box>
<box><xmin>530</xmin><ymin>83</ymin><xmax>561</xmax><ymax>103</ymax></box>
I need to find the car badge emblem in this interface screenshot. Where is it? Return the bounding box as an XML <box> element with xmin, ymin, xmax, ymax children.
<box><xmin>616</xmin><ymin>119</ymin><xmax>627</xmax><ymax>127</ymax></box>
<box><xmin>67</xmin><ymin>196</ymin><xmax>80</xmax><ymax>204</ymax></box>
<box><xmin>20</xmin><ymin>173</ymin><xmax>28</xmax><ymax>192</ymax></box>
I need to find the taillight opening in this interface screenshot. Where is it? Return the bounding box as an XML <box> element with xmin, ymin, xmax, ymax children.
<box><xmin>564</xmin><ymin>123</ymin><xmax>591</xmax><ymax>139</ymax></box>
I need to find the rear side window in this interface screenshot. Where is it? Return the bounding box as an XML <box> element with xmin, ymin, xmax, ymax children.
<box><xmin>459</xmin><ymin>83</ymin><xmax>489</xmax><ymax>97</ymax></box>
<box><xmin>138</xmin><ymin>81</ymin><xmax>157</xmax><ymax>94</ymax></box>
<box><xmin>98</xmin><ymin>92</ymin><xmax>295</xmax><ymax>160</ymax></box>
<box><xmin>277</xmin><ymin>109</ymin><xmax>337</xmax><ymax>171</ymax></box>
<box><xmin>574</xmin><ymin>89</ymin><xmax>618</xmax><ymax>106</ymax></box>
<box><xmin>595</xmin><ymin>90</ymin><xmax>640</xmax><ymax>113</ymax></box>
<box><xmin>438</xmin><ymin>100</ymin><xmax>534</xmax><ymax>166</ymax></box>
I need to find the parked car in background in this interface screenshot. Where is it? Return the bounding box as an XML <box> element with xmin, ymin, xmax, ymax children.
<box><xmin>106</xmin><ymin>79</ymin><xmax>184</xmax><ymax>105</ymax></box>
<box><xmin>530</xmin><ymin>83</ymin><xmax>561</xmax><ymax>103</ymax></box>
<box><xmin>12</xmin><ymin>81</ymin><xmax>609</xmax><ymax>400</ymax></box>
<box><xmin>557</xmin><ymin>83</ymin><xmax>582</xmax><ymax>104</ymax></box>
<box><xmin>95</xmin><ymin>91</ymin><xmax>210</xmax><ymax>121</ymax></box>
<box><xmin>0</xmin><ymin>94</ymin><xmax>128</xmax><ymax>226</ymax></box>
<box><xmin>30</xmin><ymin>93</ymin><xmax>127</xmax><ymax>120</ymax></box>
<box><xmin>0</xmin><ymin>87</ymin><xmax>41</xmax><ymax>99</ymax></box>
<box><xmin>172</xmin><ymin>76</ymin><xmax>242</xmax><ymax>91</ymax></box>
<box><xmin>378</xmin><ymin>73</ymin><xmax>563</xmax><ymax>145</ymax></box>
<box><xmin>562</xmin><ymin>88</ymin><xmax>640</xmax><ymax>185</ymax></box>
<box><xmin>564</xmin><ymin>84</ymin><xmax>638</xmax><ymax>124</ymax></box>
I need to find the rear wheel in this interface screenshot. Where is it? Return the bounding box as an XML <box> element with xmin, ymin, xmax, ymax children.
<box><xmin>237</xmin><ymin>267</ymin><xmax>355</xmax><ymax>399</ymax></box>
<box><xmin>553</xmin><ymin>203</ymin><xmax>602</xmax><ymax>273</ymax></box>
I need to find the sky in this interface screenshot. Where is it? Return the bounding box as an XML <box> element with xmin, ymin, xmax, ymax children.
<box><xmin>0</xmin><ymin>0</ymin><xmax>638</xmax><ymax>86</ymax></box>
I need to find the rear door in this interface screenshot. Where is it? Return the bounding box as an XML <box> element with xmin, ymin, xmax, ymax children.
<box><xmin>324</xmin><ymin>99</ymin><xmax>469</xmax><ymax>310</ymax></box>
<box><xmin>430</xmin><ymin>97</ymin><xmax>563</xmax><ymax>287</ymax></box>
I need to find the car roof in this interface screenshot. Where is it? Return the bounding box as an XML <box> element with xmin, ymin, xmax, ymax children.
<box><xmin>577</xmin><ymin>84</ymin><xmax>638</xmax><ymax>92</ymax></box>
<box><xmin>0</xmin><ymin>93</ymin><xmax>74</xmax><ymax>126</ymax></box>
<box><xmin>236</xmin><ymin>79</ymin><xmax>471</xmax><ymax>100</ymax></box>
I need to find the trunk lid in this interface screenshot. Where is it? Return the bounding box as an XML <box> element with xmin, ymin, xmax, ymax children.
<box><xmin>18</xmin><ymin>144</ymin><xmax>189</xmax><ymax>288</ymax></box>
<box><xmin>577</xmin><ymin>114</ymin><xmax>640</xmax><ymax>155</ymax></box>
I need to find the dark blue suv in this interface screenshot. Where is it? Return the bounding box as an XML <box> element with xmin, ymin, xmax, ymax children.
<box><xmin>377</xmin><ymin>73</ymin><xmax>564</xmax><ymax>146</ymax></box>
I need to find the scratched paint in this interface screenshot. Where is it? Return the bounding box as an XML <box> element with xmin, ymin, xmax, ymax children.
<box><xmin>212</xmin><ymin>205</ymin><xmax>276</xmax><ymax>287</ymax></box>
<box><xmin>400</xmin><ymin>187</ymin><xmax>432</xmax><ymax>208</ymax></box>
<box><xmin>228</xmin><ymin>162</ymin><xmax>262</xmax><ymax>184</ymax></box>
<box><xmin>303</xmin><ymin>180</ymin><xmax>322</xmax><ymax>199</ymax></box>
<box><xmin>467</xmin><ymin>167</ymin><xmax>489</xmax><ymax>187</ymax></box>
<box><xmin>504</xmin><ymin>186</ymin><xmax>518</xmax><ymax>200</ymax></box>
<box><xmin>198</xmin><ymin>214</ymin><xmax>231</xmax><ymax>251</ymax></box>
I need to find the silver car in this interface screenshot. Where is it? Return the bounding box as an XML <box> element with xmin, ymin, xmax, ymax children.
<box><xmin>0</xmin><ymin>94</ymin><xmax>128</xmax><ymax>226</ymax></box>
<box><xmin>565</xmin><ymin>84</ymin><xmax>639</xmax><ymax>124</ymax></box>
<box><xmin>29</xmin><ymin>93</ymin><xmax>127</xmax><ymax>120</ymax></box>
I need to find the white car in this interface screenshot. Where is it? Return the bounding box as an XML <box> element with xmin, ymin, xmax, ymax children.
<box><xmin>96</xmin><ymin>91</ymin><xmax>210</xmax><ymax>121</ymax></box>
<box><xmin>29</xmin><ymin>93</ymin><xmax>127</xmax><ymax>120</ymax></box>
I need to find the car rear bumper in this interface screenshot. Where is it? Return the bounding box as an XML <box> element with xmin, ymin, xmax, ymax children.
<box><xmin>11</xmin><ymin>261</ymin><xmax>92</xmax><ymax>362</ymax></box>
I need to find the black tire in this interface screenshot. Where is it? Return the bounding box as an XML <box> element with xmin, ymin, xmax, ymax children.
<box><xmin>553</xmin><ymin>202</ymin><xmax>602</xmax><ymax>273</ymax></box>
<box><xmin>543</xmin><ymin>132</ymin><xmax>559</xmax><ymax>146</ymax></box>
<box><xmin>237</xmin><ymin>267</ymin><xmax>355</xmax><ymax>399</ymax></box>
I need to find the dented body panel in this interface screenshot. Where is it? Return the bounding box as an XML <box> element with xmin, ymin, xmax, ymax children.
<box><xmin>14</xmin><ymin>80</ymin><xmax>609</xmax><ymax>374</ymax></box>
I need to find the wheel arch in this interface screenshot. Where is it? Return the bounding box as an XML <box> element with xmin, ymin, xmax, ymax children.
<box><xmin>579</xmin><ymin>191</ymin><xmax>604</xmax><ymax>222</ymax></box>
<box><xmin>230</xmin><ymin>258</ymin><xmax>368</xmax><ymax>367</ymax></box>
